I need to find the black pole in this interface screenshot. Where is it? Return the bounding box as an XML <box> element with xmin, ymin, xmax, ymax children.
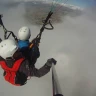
<box><xmin>52</xmin><ymin>64</ymin><xmax>64</xmax><ymax>96</ymax></box>
<box><xmin>54</xmin><ymin>94</ymin><xmax>63</xmax><ymax>96</ymax></box>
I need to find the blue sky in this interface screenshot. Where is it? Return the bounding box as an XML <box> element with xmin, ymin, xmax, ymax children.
<box><xmin>62</xmin><ymin>0</ymin><xmax>96</xmax><ymax>8</ymax></box>
<box><xmin>0</xmin><ymin>0</ymin><xmax>96</xmax><ymax>8</ymax></box>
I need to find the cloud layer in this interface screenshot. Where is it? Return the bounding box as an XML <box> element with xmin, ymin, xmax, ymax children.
<box><xmin>0</xmin><ymin>1</ymin><xmax>96</xmax><ymax>96</ymax></box>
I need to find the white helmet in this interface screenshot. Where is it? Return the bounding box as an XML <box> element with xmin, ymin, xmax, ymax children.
<box><xmin>18</xmin><ymin>26</ymin><xmax>31</xmax><ymax>40</ymax></box>
<box><xmin>0</xmin><ymin>39</ymin><xmax>18</xmax><ymax>59</ymax></box>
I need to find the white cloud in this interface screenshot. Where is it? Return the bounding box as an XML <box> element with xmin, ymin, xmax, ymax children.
<box><xmin>0</xmin><ymin>2</ymin><xmax>96</xmax><ymax>96</ymax></box>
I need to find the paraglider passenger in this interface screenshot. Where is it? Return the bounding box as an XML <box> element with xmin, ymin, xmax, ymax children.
<box><xmin>0</xmin><ymin>39</ymin><xmax>57</xmax><ymax>86</ymax></box>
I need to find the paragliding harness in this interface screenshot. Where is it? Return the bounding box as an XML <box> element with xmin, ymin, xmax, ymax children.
<box><xmin>0</xmin><ymin>11</ymin><xmax>54</xmax><ymax>46</ymax></box>
<box><xmin>0</xmin><ymin>15</ymin><xmax>18</xmax><ymax>41</ymax></box>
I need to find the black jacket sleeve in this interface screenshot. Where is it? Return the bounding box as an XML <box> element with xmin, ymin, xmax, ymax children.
<box><xmin>19</xmin><ymin>59</ymin><xmax>51</xmax><ymax>78</ymax></box>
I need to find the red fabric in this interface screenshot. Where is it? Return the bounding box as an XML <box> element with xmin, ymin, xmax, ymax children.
<box><xmin>0</xmin><ymin>58</ymin><xmax>25</xmax><ymax>86</ymax></box>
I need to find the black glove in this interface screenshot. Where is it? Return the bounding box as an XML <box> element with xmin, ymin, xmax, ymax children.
<box><xmin>32</xmin><ymin>38</ymin><xmax>40</xmax><ymax>45</ymax></box>
<box><xmin>46</xmin><ymin>58</ymin><xmax>57</xmax><ymax>67</ymax></box>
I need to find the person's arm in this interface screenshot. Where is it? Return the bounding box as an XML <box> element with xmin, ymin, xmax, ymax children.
<box><xmin>19</xmin><ymin>58</ymin><xmax>56</xmax><ymax>78</ymax></box>
<box><xmin>31</xmin><ymin>65</ymin><xmax>51</xmax><ymax>77</ymax></box>
<box><xmin>31</xmin><ymin>58</ymin><xmax>57</xmax><ymax>77</ymax></box>
<box><xmin>19</xmin><ymin>60</ymin><xmax>51</xmax><ymax>77</ymax></box>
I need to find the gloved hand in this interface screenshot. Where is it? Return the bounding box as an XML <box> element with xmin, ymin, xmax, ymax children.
<box><xmin>32</xmin><ymin>38</ymin><xmax>37</xmax><ymax>44</ymax></box>
<box><xmin>29</xmin><ymin>38</ymin><xmax>40</xmax><ymax>48</ymax></box>
<box><xmin>32</xmin><ymin>38</ymin><xmax>40</xmax><ymax>45</ymax></box>
<box><xmin>45</xmin><ymin>58</ymin><xmax>57</xmax><ymax>67</ymax></box>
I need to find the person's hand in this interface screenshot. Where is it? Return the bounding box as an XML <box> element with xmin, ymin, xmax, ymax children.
<box><xmin>46</xmin><ymin>58</ymin><xmax>57</xmax><ymax>67</ymax></box>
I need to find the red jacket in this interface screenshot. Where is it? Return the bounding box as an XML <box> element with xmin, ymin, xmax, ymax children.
<box><xmin>0</xmin><ymin>58</ymin><xmax>25</xmax><ymax>86</ymax></box>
